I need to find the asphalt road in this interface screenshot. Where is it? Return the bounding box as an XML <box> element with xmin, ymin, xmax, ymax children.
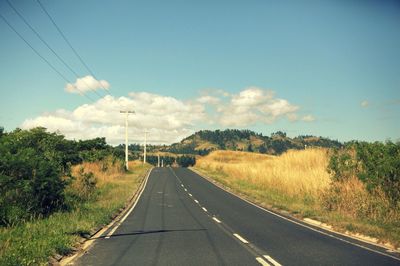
<box><xmin>75</xmin><ymin>167</ymin><xmax>400</xmax><ymax>266</ymax></box>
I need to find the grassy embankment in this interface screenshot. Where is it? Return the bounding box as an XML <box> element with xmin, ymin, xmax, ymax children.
<box><xmin>0</xmin><ymin>159</ymin><xmax>151</xmax><ymax>265</ymax></box>
<box><xmin>194</xmin><ymin>149</ymin><xmax>400</xmax><ymax>247</ymax></box>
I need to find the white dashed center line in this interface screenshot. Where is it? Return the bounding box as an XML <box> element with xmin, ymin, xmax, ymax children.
<box><xmin>212</xmin><ymin>217</ymin><xmax>222</xmax><ymax>223</ymax></box>
<box><xmin>233</xmin><ymin>233</ymin><xmax>249</xmax><ymax>244</ymax></box>
<box><xmin>256</xmin><ymin>257</ymin><xmax>271</xmax><ymax>266</ymax></box>
<box><xmin>263</xmin><ymin>255</ymin><xmax>282</xmax><ymax>266</ymax></box>
<box><xmin>171</xmin><ymin>168</ymin><xmax>284</xmax><ymax>266</ymax></box>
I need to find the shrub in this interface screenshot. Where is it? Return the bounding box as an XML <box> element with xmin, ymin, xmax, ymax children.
<box><xmin>69</xmin><ymin>168</ymin><xmax>98</xmax><ymax>200</ymax></box>
<box><xmin>0</xmin><ymin>129</ymin><xmax>66</xmax><ymax>226</ymax></box>
<box><xmin>327</xmin><ymin>141</ymin><xmax>400</xmax><ymax>213</ymax></box>
<box><xmin>0</xmin><ymin>128</ymin><xmax>118</xmax><ymax>226</ymax></box>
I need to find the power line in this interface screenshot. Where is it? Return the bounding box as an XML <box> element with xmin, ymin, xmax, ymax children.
<box><xmin>5</xmin><ymin>0</ymin><xmax>104</xmax><ymax>99</ymax></box>
<box><xmin>0</xmin><ymin>12</ymin><xmax>96</xmax><ymax>103</ymax></box>
<box><xmin>36</xmin><ymin>0</ymin><xmax>109</xmax><ymax>96</ymax></box>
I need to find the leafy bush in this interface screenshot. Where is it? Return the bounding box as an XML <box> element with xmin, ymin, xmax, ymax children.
<box><xmin>0</xmin><ymin>128</ymin><xmax>122</xmax><ymax>226</ymax></box>
<box><xmin>0</xmin><ymin>128</ymin><xmax>66</xmax><ymax>226</ymax></box>
<box><xmin>328</xmin><ymin>141</ymin><xmax>400</xmax><ymax>208</ymax></box>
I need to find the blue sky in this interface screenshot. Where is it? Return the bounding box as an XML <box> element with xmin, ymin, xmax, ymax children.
<box><xmin>1</xmin><ymin>0</ymin><xmax>399</xmax><ymax>144</ymax></box>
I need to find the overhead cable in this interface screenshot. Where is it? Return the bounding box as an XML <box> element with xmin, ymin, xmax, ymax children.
<box><xmin>5</xmin><ymin>0</ymin><xmax>104</xmax><ymax>99</ymax></box>
<box><xmin>0</xmin><ymin>12</ymin><xmax>96</xmax><ymax>102</ymax></box>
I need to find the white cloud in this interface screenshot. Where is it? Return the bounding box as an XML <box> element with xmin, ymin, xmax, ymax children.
<box><xmin>22</xmin><ymin>115</ymin><xmax>81</xmax><ymax>133</ymax></box>
<box><xmin>21</xmin><ymin>86</ymin><xmax>315</xmax><ymax>144</ymax></box>
<box><xmin>21</xmin><ymin>93</ymin><xmax>206</xmax><ymax>144</ymax></box>
<box><xmin>65</xmin><ymin>75</ymin><xmax>110</xmax><ymax>94</ymax></box>
<box><xmin>301</xmin><ymin>115</ymin><xmax>316</xmax><ymax>122</ymax></box>
<box><xmin>215</xmin><ymin>87</ymin><xmax>300</xmax><ymax>126</ymax></box>
<box><xmin>231</xmin><ymin>87</ymin><xmax>273</xmax><ymax>108</ymax></box>
<box><xmin>361</xmin><ymin>100</ymin><xmax>369</xmax><ymax>108</ymax></box>
<box><xmin>258</xmin><ymin>98</ymin><xmax>299</xmax><ymax>118</ymax></box>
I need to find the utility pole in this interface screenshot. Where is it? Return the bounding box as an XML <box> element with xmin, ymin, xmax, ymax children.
<box><xmin>157</xmin><ymin>154</ymin><xmax>160</xmax><ymax>167</ymax></box>
<box><xmin>143</xmin><ymin>130</ymin><xmax>149</xmax><ymax>164</ymax></box>
<box><xmin>120</xmin><ymin>110</ymin><xmax>135</xmax><ymax>170</ymax></box>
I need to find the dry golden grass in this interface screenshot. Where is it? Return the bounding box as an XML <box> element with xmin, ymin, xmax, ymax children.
<box><xmin>323</xmin><ymin>177</ymin><xmax>399</xmax><ymax>223</ymax></box>
<box><xmin>196</xmin><ymin>149</ymin><xmax>331</xmax><ymax>198</ymax></box>
<box><xmin>71</xmin><ymin>156</ymin><xmax>125</xmax><ymax>186</ymax></box>
<box><xmin>128</xmin><ymin>160</ymin><xmax>146</xmax><ymax>169</ymax></box>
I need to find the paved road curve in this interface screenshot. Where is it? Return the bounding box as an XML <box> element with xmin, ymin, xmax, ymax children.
<box><xmin>76</xmin><ymin>167</ymin><xmax>400</xmax><ymax>266</ymax></box>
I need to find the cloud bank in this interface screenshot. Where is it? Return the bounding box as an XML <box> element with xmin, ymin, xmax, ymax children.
<box><xmin>204</xmin><ymin>87</ymin><xmax>308</xmax><ymax>126</ymax></box>
<box><xmin>21</xmin><ymin>86</ymin><xmax>315</xmax><ymax>144</ymax></box>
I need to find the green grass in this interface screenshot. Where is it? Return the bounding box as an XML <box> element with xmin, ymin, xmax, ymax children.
<box><xmin>194</xmin><ymin>167</ymin><xmax>400</xmax><ymax>248</ymax></box>
<box><xmin>0</xmin><ymin>163</ymin><xmax>151</xmax><ymax>266</ymax></box>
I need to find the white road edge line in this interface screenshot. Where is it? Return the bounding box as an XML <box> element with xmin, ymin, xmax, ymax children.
<box><xmin>212</xmin><ymin>217</ymin><xmax>222</xmax><ymax>223</ymax></box>
<box><xmin>256</xmin><ymin>257</ymin><xmax>271</xmax><ymax>266</ymax></box>
<box><xmin>190</xmin><ymin>169</ymin><xmax>400</xmax><ymax>262</ymax></box>
<box><xmin>233</xmin><ymin>233</ymin><xmax>249</xmax><ymax>244</ymax></box>
<box><xmin>202</xmin><ymin>207</ymin><xmax>208</xmax><ymax>212</ymax></box>
<box><xmin>105</xmin><ymin>169</ymin><xmax>153</xmax><ymax>239</ymax></box>
<box><xmin>263</xmin><ymin>255</ymin><xmax>282</xmax><ymax>266</ymax></box>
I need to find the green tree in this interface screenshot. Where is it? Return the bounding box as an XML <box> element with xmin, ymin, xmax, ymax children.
<box><xmin>0</xmin><ymin>128</ymin><xmax>66</xmax><ymax>225</ymax></box>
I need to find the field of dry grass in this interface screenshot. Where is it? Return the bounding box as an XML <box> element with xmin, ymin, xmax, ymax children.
<box><xmin>70</xmin><ymin>157</ymin><xmax>124</xmax><ymax>184</ymax></box>
<box><xmin>196</xmin><ymin>149</ymin><xmax>330</xmax><ymax>201</ymax></box>
<box><xmin>194</xmin><ymin>149</ymin><xmax>400</xmax><ymax>247</ymax></box>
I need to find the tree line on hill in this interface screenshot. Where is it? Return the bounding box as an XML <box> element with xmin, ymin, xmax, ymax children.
<box><xmin>112</xmin><ymin>129</ymin><xmax>344</xmax><ymax>157</ymax></box>
<box><xmin>166</xmin><ymin>129</ymin><xmax>342</xmax><ymax>155</ymax></box>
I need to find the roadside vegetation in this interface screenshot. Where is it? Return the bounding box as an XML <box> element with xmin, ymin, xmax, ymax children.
<box><xmin>0</xmin><ymin>127</ymin><xmax>151</xmax><ymax>265</ymax></box>
<box><xmin>194</xmin><ymin>143</ymin><xmax>400</xmax><ymax>248</ymax></box>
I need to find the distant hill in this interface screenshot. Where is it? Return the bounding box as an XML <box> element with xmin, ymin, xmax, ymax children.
<box><xmin>164</xmin><ymin>129</ymin><xmax>342</xmax><ymax>155</ymax></box>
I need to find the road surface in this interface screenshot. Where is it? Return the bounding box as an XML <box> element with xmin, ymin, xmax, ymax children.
<box><xmin>75</xmin><ymin>167</ymin><xmax>400</xmax><ymax>266</ymax></box>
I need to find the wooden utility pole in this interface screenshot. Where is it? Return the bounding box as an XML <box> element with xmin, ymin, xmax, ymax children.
<box><xmin>120</xmin><ymin>110</ymin><xmax>134</xmax><ymax>170</ymax></box>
